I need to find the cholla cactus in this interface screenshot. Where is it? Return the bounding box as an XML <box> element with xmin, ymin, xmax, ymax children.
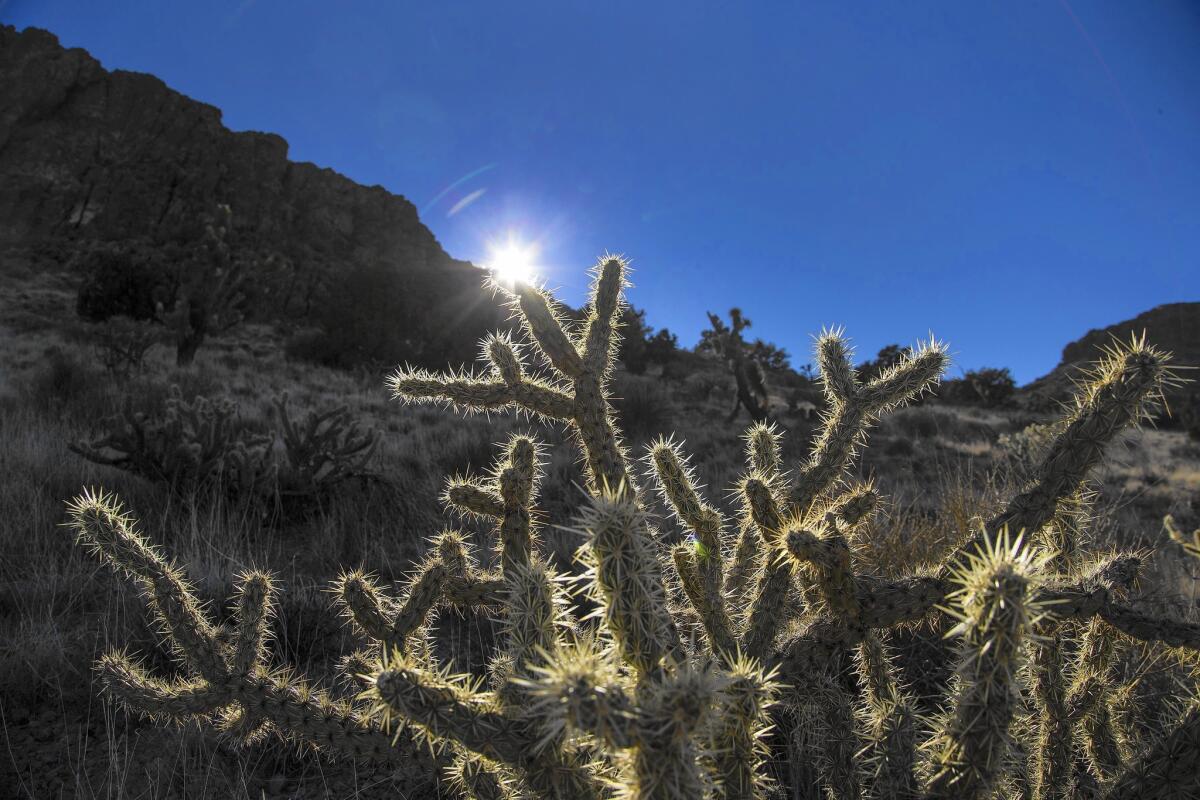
<box><xmin>70</xmin><ymin>385</ymin><xmax>276</xmax><ymax>494</ymax></box>
<box><xmin>68</xmin><ymin>257</ymin><xmax>1200</xmax><ymax>799</ymax></box>
<box><xmin>274</xmin><ymin>393</ymin><xmax>380</xmax><ymax>495</ymax></box>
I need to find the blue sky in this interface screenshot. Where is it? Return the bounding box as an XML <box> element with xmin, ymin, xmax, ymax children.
<box><xmin>5</xmin><ymin>1</ymin><xmax>1199</xmax><ymax>382</ymax></box>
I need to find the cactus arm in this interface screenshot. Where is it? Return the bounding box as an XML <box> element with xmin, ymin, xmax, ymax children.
<box><xmin>790</xmin><ymin>335</ymin><xmax>946</xmax><ymax>516</ymax></box>
<box><xmin>581</xmin><ymin>254</ymin><xmax>625</xmax><ymax>375</ymax></box>
<box><xmin>374</xmin><ymin>658</ymin><xmax>535</xmax><ymax>764</ymax></box>
<box><xmin>499</xmin><ymin>456</ymin><xmax>535</xmax><ymax>574</ymax></box>
<box><xmin>1097</xmin><ymin>604</ymin><xmax>1200</xmax><ymax>650</ymax></box>
<box><xmin>335</xmin><ymin>570</ymin><xmax>399</xmax><ymax>645</ymax></box>
<box><xmin>856</xmin><ymin>345</ymin><xmax>948</xmax><ymax>412</ymax></box>
<box><xmin>741</xmin><ymin>478</ymin><xmax>794</xmax><ymax>658</ymax></box>
<box><xmin>1103</xmin><ymin>704</ymin><xmax>1200</xmax><ymax>800</ymax></box>
<box><xmin>1066</xmin><ymin>618</ymin><xmax>1115</xmax><ymax>725</ymax></box>
<box><xmin>724</xmin><ymin>428</ymin><xmax>790</xmax><ymax>610</ymax></box>
<box><xmin>708</xmin><ymin>655</ymin><xmax>779</xmax><ymax>800</ymax></box>
<box><xmin>514</xmin><ymin>382</ymin><xmax>578</xmax><ymax>420</ymax></box>
<box><xmin>508</xmin><ymin>281</ymin><xmax>586</xmax><ymax>379</ymax></box>
<box><xmin>230</xmin><ymin>570</ymin><xmax>273</xmax><ymax>677</ymax></box>
<box><xmin>444</xmin><ymin>435</ymin><xmax>541</xmax><ymax>577</ymax></box>
<box><xmin>855</xmin><ymin>634</ymin><xmax>918</xmax><ymax>800</ymax></box>
<box><xmin>578</xmin><ymin>490</ymin><xmax>681</xmax><ymax>674</ymax></box>
<box><xmin>724</xmin><ymin>520</ymin><xmax>763</xmax><ymax>608</ymax></box>
<box><xmin>67</xmin><ymin>491</ymin><xmax>229</xmax><ymax>681</ymax></box>
<box><xmin>391</xmin><ymin>561</ymin><xmax>450</xmax><ymax>645</ymax></box>
<box><xmin>817</xmin><ymin>328</ymin><xmax>860</xmax><ymax>403</ymax></box>
<box><xmin>744</xmin><ymin>422</ymin><xmax>783</xmax><ymax>480</ymax></box>
<box><xmin>947</xmin><ymin>337</ymin><xmax>1169</xmax><ymax>574</ymax></box>
<box><xmin>741</xmin><ymin>555</ymin><xmax>794</xmax><ymax>661</ymax></box>
<box><xmin>446</xmin><ymin>479</ymin><xmax>506</xmax><ymax>518</ymax></box>
<box><xmin>854</xmin><ymin>575</ymin><xmax>950</xmax><ymax>627</ymax></box>
<box><xmin>827</xmin><ymin>484</ymin><xmax>879</xmax><ymax>527</ymax></box>
<box><xmin>390</xmin><ymin>369</ymin><xmax>575</xmax><ymax>420</ymax></box>
<box><xmin>672</xmin><ymin>545</ymin><xmax>737</xmax><ymax>657</ymax></box>
<box><xmin>786</xmin><ymin>526</ymin><xmax>861</xmax><ymax>621</ymax></box>
<box><xmin>243</xmin><ymin>671</ymin><xmax>433</xmax><ymax>767</ymax></box>
<box><xmin>443</xmin><ymin>575</ymin><xmax>508</xmax><ymax>607</ymax></box>
<box><xmin>649</xmin><ymin>438</ymin><xmax>735</xmax><ymax>656</ymax></box>
<box><xmin>1030</xmin><ymin>633</ymin><xmax>1073</xmax><ymax>800</ymax></box>
<box><xmin>503</xmin><ymin>560</ymin><xmax>566</xmax><ymax>705</ymax></box>
<box><xmin>97</xmin><ymin>652</ymin><xmax>228</xmax><ymax>718</ymax></box>
<box><xmin>925</xmin><ymin>534</ymin><xmax>1043</xmax><ymax>800</ymax></box>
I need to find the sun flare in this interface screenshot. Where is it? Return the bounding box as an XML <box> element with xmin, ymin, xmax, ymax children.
<box><xmin>486</xmin><ymin>238</ymin><xmax>538</xmax><ymax>287</ymax></box>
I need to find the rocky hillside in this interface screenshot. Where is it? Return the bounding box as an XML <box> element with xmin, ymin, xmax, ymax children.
<box><xmin>1025</xmin><ymin>302</ymin><xmax>1200</xmax><ymax>406</ymax></box>
<box><xmin>0</xmin><ymin>25</ymin><xmax>500</xmax><ymax>361</ymax></box>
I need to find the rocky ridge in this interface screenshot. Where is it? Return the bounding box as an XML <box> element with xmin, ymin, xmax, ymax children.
<box><xmin>0</xmin><ymin>25</ymin><xmax>498</xmax><ymax>352</ymax></box>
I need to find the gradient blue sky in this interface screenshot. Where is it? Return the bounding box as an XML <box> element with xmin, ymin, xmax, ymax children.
<box><xmin>4</xmin><ymin>1</ymin><xmax>1199</xmax><ymax>382</ymax></box>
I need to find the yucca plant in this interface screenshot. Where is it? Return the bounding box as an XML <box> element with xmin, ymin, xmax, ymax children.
<box><xmin>68</xmin><ymin>256</ymin><xmax>1200</xmax><ymax>799</ymax></box>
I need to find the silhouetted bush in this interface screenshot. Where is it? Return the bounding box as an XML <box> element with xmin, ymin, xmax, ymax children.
<box><xmin>75</xmin><ymin>245</ymin><xmax>169</xmax><ymax>322</ymax></box>
<box><xmin>89</xmin><ymin>317</ymin><xmax>162</xmax><ymax>375</ymax></box>
<box><xmin>855</xmin><ymin>343</ymin><xmax>909</xmax><ymax>382</ymax></box>
<box><xmin>939</xmin><ymin>367</ymin><xmax>1017</xmax><ymax>408</ymax></box>
<box><xmin>618</xmin><ymin>306</ymin><xmax>679</xmax><ymax>374</ymax></box>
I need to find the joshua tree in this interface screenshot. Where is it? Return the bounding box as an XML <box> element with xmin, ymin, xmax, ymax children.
<box><xmin>67</xmin><ymin>256</ymin><xmax>1200</xmax><ymax>800</ymax></box>
<box><xmin>158</xmin><ymin>204</ymin><xmax>249</xmax><ymax>366</ymax></box>
<box><xmin>703</xmin><ymin>308</ymin><xmax>771</xmax><ymax>423</ymax></box>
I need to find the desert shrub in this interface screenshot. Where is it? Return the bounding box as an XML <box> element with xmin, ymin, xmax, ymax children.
<box><xmin>884</xmin><ymin>406</ymin><xmax>999</xmax><ymax>444</ymax></box>
<box><xmin>678</xmin><ymin>369</ymin><xmax>716</xmax><ymax>401</ymax></box>
<box><xmin>89</xmin><ymin>317</ymin><xmax>162</xmax><ymax>375</ymax></box>
<box><xmin>64</xmin><ymin>259</ymin><xmax>1200</xmax><ymax>800</ymax></box>
<box><xmin>74</xmin><ymin>245</ymin><xmax>169</xmax><ymax>323</ymax></box>
<box><xmin>618</xmin><ymin>306</ymin><xmax>679</xmax><ymax>374</ymax></box>
<box><xmin>855</xmin><ymin>343</ymin><xmax>910</xmax><ymax>382</ymax></box>
<box><xmin>659</xmin><ymin>348</ymin><xmax>710</xmax><ymax>383</ymax></box>
<box><xmin>939</xmin><ymin>367</ymin><xmax>1017</xmax><ymax>408</ymax></box>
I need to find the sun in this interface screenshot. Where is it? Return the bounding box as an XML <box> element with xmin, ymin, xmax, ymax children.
<box><xmin>486</xmin><ymin>238</ymin><xmax>538</xmax><ymax>287</ymax></box>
